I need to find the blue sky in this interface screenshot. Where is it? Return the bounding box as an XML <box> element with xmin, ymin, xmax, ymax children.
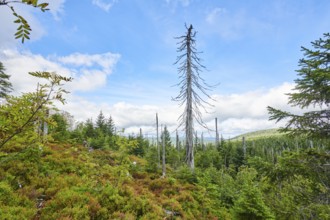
<box><xmin>1</xmin><ymin>0</ymin><xmax>330</xmax><ymax>138</ymax></box>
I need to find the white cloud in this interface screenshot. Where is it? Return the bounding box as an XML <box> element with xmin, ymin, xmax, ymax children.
<box><xmin>70</xmin><ymin>69</ymin><xmax>108</xmax><ymax>91</ymax></box>
<box><xmin>210</xmin><ymin>83</ymin><xmax>293</xmax><ymax>121</ymax></box>
<box><xmin>92</xmin><ymin>0</ymin><xmax>118</xmax><ymax>12</ymax></box>
<box><xmin>200</xmin><ymin>82</ymin><xmax>313</xmax><ymax>137</ymax></box>
<box><xmin>0</xmin><ymin>49</ymin><xmax>120</xmax><ymax>93</ymax></box>
<box><xmin>60</xmin><ymin>97</ymin><xmax>181</xmax><ymax>137</ymax></box>
<box><xmin>57</xmin><ymin>52</ymin><xmax>120</xmax><ymax>74</ymax></box>
<box><xmin>57</xmin><ymin>52</ymin><xmax>120</xmax><ymax>91</ymax></box>
<box><xmin>0</xmin><ymin>49</ymin><xmax>69</xmax><ymax>93</ymax></box>
<box><xmin>0</xmin><ymin>7</ymin><xmax>17</xmax><ymax>48</ymax></box>
<box><xmin>110</xmin><ymin>102</ymin><xmax>159</xmax><ymax>127</ymax></box>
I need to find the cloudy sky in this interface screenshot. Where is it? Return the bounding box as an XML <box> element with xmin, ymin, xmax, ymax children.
<box><xmin>1</xmin><ymin>0</ymin><xmax>329</xmax><ymax>138</ymax></box>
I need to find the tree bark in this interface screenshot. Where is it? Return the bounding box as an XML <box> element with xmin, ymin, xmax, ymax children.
<box><xmin>162</xmin><ymin>125</ymin><xmax>166</xmax><ymax>177</ymax></box>
<box><xmin>156</xmin><ymin>113</ymin><xmax>160</xmax><ymax>167</ymax></box>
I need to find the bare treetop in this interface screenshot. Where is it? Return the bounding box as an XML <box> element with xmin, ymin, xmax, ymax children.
<box><xmin>173</xmin><ymin>24</ymin><xmax>216</xmax><ymax>169</ymax></box>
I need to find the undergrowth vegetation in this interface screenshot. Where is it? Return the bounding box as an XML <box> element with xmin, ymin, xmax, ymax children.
<box><xmin>0</xmin><ymin>122</ymin><xmax>329</xmax><ymax>219</ymax></box>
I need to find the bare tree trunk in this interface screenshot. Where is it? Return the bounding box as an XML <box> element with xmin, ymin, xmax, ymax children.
<box><xmin>176</xmin><ymin>129</ymin><xmax>179</xmax><ymax>151</ymax></box>
<box><xmin>195</xmin><ymin>130</ymin><xmax>198</xmax><ymax>149</ymax></box>
<box><xmin>185</xmin><ymin>27</ymin><xmax>194</xmax><ymax>170</ymax></box>
<box><xmin>309</xmin><ymin>140</ymin><xmax>313</xmax><ymax>148</ymax></box>
<box><xmin>43</xmin><ymin>109</ymin><xmax>49</xmax><ymax>143</ymax></box>
<box><xmin>162</xmin><ymin>125</ymin><xmax>166</xmax><ymax>177</ymax></box>
<box><xmin>176</xmin><ymin>130</ymin><xmax>181</xmax><ymax>165</ymax></box>
<box><xmin>201</xmin><ymin>132</ymin><xmax>205</xmax><ymax>151</ymax></box>
<box><xmin>215</xmin><ymin>117</ymin><xmax>219</xmax><ymax>148</ymax></box>
<box><xmin>156</xmin><ymin>113</ymin><xmax>160</xmax><ymax>167</ymax></box>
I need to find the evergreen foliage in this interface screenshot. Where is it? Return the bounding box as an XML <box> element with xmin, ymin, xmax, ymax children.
<box><xmin>83</xmin><ymin>118</ymin><xmax>95</xmax><ymax>139</ymax></box>
<box><xmin>49</xmin><ymin>113</ymin><xmax>70</xmax><ymax>142</ymax></box>
<box><xmin>0</xmin><ymin>62</ymin><xmax>13</xmax><ymax>98</ymax></box>
<box><xmin>96</xmin><ymin>111</ymin><xmax>107</xmax><ymax>134</ymax></box>
<box><xmin>268</xmin><ymin>33</ymin><xmax>330</xmax><ymax>138</ymax></box>
<box><xmin>106</xmin><ymin>115</ymin><xmax>115</xmax><ymax>137</ymax></box>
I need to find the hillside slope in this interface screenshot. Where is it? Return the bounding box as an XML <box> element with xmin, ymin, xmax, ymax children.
<box><xmin>230</xmin><ymin>128</ymin><xmax>284</xmax><ymax>141</ymax></box>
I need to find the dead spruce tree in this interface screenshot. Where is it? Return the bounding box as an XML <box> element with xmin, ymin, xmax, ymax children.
<box><xmin>173</xmin><ymin>24</ymin><xmax>214</xmax><ymax>170</ymax></box>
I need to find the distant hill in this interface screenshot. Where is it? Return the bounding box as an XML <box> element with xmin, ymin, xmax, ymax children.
<box><xmin>148</xmin><ymin>128</ymin><xmax>285</xmax><ymax>144</ymax></box>
<box><xmin>205</xmin><ymin>129</ymin><xmax>286</xmax><ymax>142</ymax></box>
<box><xmin>230</xmin><ymin>128</ymin><xmax>284</xmax><ymax>141</ymax></box>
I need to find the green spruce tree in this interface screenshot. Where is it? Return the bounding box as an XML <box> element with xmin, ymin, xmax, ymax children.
<box><xmin>106</xmin><ymin>115</ymin><xmax>115</xmax><ymax>137</ymax></box>
<box><xmin>83</xmin><ymin>118</ymin><xmax>95</xmax><ymax>139</ymax></box>
<box><xmin>0</xmin><ymin>62</ymin><xmax>13</xmax><ymax>98</ymax></box>
<box><xmin>96</xmin><ymin>111</ymin><xmax>107</xmax><ymax>134</ymax></box>
<box><xmin>49</xmin><ymin>113</ymin><xmax>70</xmax><ymax>142</ymax></box>
<box><xmin>161</xmin><ymin>126</ymin><xmax>172</xmax><ymax>148</ymax></box>
<box><xmin>268</xmin><ymin>33</ymin><xmax>330</xmax><ymax>138</ymax></box>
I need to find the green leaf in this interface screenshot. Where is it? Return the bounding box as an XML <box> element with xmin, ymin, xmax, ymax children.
<box><xmin>15</xmin><ymin>34</ymin><xmax>23</xmax><ymax>39</ymax></box>
<box><xmin>38</xmin><ymin>3</ymin><xmax>49</xmax><ymax>9</ymax></box>
<box><xmin>15</xmin><ymin>30</ymin><xmax>23</xmax><ymax>36</ymax></box>
<box><xmin>32</xmin><ymin>0</ymin><xmax>39</xmax><ymax>6</ymax></box>
<box><xmin>20</xmin><ymin>17</ymin><xmax>28</xmax><ymax>25</ymax></box>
